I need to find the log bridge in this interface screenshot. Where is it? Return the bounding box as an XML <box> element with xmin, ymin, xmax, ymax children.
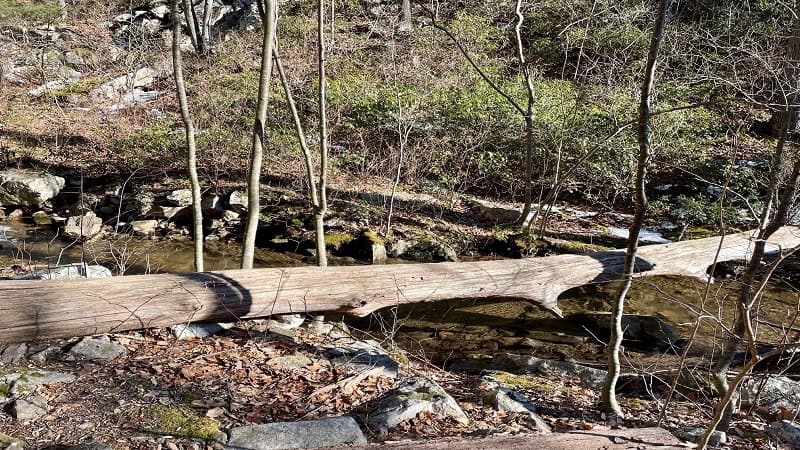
<box><xmin>1</xmin><ymin>227</ymin><xmax>798</xmax><ymax>344</ymax></box>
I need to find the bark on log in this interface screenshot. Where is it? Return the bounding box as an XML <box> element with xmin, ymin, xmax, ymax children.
<box><xmin>0</xmin><ymin>227</ymin><xmax>798</xmax><ymax>344</ymax></box>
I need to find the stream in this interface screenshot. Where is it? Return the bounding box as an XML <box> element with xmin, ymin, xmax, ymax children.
<box><xmin>2</xmin><ymin>221</ymin><xmax>799</xmax><ymax>371</ymax></box>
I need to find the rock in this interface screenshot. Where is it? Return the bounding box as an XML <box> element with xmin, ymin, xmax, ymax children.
<box><xmin>93</xmin><ymin>67</ymin><xmax>157</xmax><ymax>100</ymax></box>
<box><xmin>146</xmin><ymin>205</ymin><xmax>192</xmax><ymax>222</ymax></box>
<box><xmin>202</xmin><ymin>195</ymin><xmax>225</xmax><ymax>215</ymax></box>
<box><xmin>326</xmin><ymin>339</ymin><xmax>399</xmax><ymax>378</ymax></box>
<box><xmin>131</xmin><ymin>219</ymin><xmax>158</xmax><ymax>236</ymax></box>
<box><xmin>742</xmin><ymin>376</ymin><xmax>800</xmax><ymax>411</ymax></box>
<box><xmin>226</xmin><ymin>416</ymin><xmax>366</xmax><ymax>450</ymax></box>
<box><xmin>31</xmin><ymin>211</ymin><xmax>55</xmax><ymax>225</ymax></box>
<box><xmin>15</xmin><ymin>263</ymin><xmax>112</xmax><ymax>280</ymax></box>
<box><xmin>768</xmin><ymin>420</ymin><xmax>800</xmax><ymax>449</ymax></box>
<box><xmin>0</xmin><ymin>343</ymin><xmax>28</xmax><ymax>365</ymax></box>
<box><xmin>10</xmin><ymin>395</ymin><xmax>48</xmax><ymax>421</ymax></box>
<box><xmin>227</xmin><ymin>191</ymin><xmax>248</xmax><ymax>212</ymax></box>
<box><xmin>672</xmin><ymin>427</ymin><xmax>726</xmax><ymax>446</ymax></box>
<box><xmin>68</xmin><ymin>336</ymin><xmax>126</xmax><ymax>360</ymax></box>
<box><xmin>346</xmin><ymin>230</ymin><xmax>387</xmax><ymax>264</ymax></box>
<box><xmin>269</xmin><ymin>313</ymin><xmax>306</xmax><ymax>329</ymax></box>
<box><xmin>105</xmin><ymin>89</ymin><xmax>164</xmax><ymax>113</ymax></box>
<box><xmin>481</xmin><ymin>375</ymin><xmax>551</xmax><ymax>433</ymax></box>
<box><xmin>0</xmin><ymin>370</ymin><xmax>76</xmax><ymax>397</ymax></box>
<box><xmin>169</xmin><ymin>322</ymin><xmax>230</xmax><ymax>339</ymax></box>
<box><xmin>28</xmin><ymin>77</ymin><xmax>81</xmax><ymax>98</ymax></box>
<box><xmin>400</xmin><ymin>239</ymin><xmax>458</xmax><ymax>262</ymax></box>
<box><xmin>166</xmin><ymin>189</ymin><xmax>193</xmax><ymax>207</ymax></box>
<box><xmin>62</xmin><ymin>212</ymin><xmax>103</xmax><ymax>240</ymax></box>
<box><xmin>490</xmin><ymin>353</ymin><xmax>607</xmax><ymax>388</ymax></box>
<box><xmin>222</xmin><ymin>209</ymin><xmax>240</xmax><ymax>222</ymax></box>
<box><xmin>470</xmin><ymin>199</ymin><xmax>521</xmax><ymax>224</ymax></box>
<box><xmin>367</xmin><ymin>376</ymin><xmax>468</xmax><ymax>434</ymax></box>
<box><xmin>0</xmin><ymin>433</ymin><xmax>26</xmax><ymax>448</ymax></box>
<box><xmin>0</xmin><ymin>171</ymin><xmax>65</xmax><ymax>207</ymax></box>
<box><xmin>566</xmin><ymin>313</ymin><xmax>683</xmax><ymax>351</ymax></box>
<box><xmin>266</xmin><ymin>355</ymin><xmax>312</xmax><ymax>371</ymax></box>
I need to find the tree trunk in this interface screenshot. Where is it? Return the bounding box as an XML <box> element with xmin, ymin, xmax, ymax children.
<box><xmin>170</xmin><ymin>0</ymin><xmax>204</xmax><ymax>272</ymax></box>
<box><xmin>0</xmin><ymin>227</ymin><xmax>797</xmax><ymax>344</ymax></box>
<box><xmin>316</xmin><ymin>0</ymin><xmax>329</xmax><ymax>268</ymax></box>
<box><xmin>601</xmin><ymin>0</ymin><xmax>670</xmax><ymax>417</ymax></box>
<box><xmin>241</xmin><ymin>0</ymin><xmax>277</xmax><ymax>269</ymax></box>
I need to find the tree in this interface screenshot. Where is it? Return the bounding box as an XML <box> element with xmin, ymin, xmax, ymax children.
<box><xmin>699</xmin><ymin>7</ymin><xmax>800</xmax><ymax>439</ymax></box>
<box><xmin>600</xmin><ymin>0</ymin><xmax>670</xmax><ymax>416</ymax></box>
<box><xmin>398</xmin><ymin>0</ymin><xmax>412</xmax><ymax>32</ymax></box>
<box><xmin>314</xmin><ymin>0</ymin><xmax>329</xmax><ymax>267</ymax></box>
<box><xmin>180</xmin><ymin>0</ymin><xmax>214</xmax><ymax>55</ymax></box>
<box><xmin>170</xmin><ymin>0</ymin><xmax>204</xmax><ymax>272</ymax></box>
<box><xmin>241</xmin><ymin>0</ymin><xmax>277</xmax><ymax>270</ymax></box>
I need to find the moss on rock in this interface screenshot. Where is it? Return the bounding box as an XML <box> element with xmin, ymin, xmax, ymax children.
<box><xmin>140</xmin><ymin>405</ymin><xmax>221</xmax><ymax>441</ymax></box>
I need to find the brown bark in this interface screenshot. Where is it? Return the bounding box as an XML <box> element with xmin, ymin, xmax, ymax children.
<box><xmin>0</xmin><ymin>227</ymin><xmax>797</xmax><ymax>344</ymax></box>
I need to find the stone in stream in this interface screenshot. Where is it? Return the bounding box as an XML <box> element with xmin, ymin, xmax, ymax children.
<box><xmin>565</xmin><ymin>313</ymin><xmax>684</xmax><ymax>351</ymax></box>
<box><xmin>68</xmin><ymin>336</ymin><xmax>126</xmax><ymax>360</ymax></box>
<box><xmin>0</xmin><ymin>171</ymin><xmax>65</xmax><ymax>207</ymax></box>
<box><xmin>366</xmin><ymin>376</ymin><xmax>468</xmax><ymax>435</ymax></box>
<box><xmin>490</xmin><ymin>353</ymin><xmax>607</xmax><ymax>388</ymax></box>
<box><xmin>226</xmin><ymin>416</ymin><xmax>366</xmax><ymax>450</ymax></box>
<box><xmin>62</xmin><ymin>212</ymin><xmax>103</xmax><ymax>240</ymax></box>
<box><xmin>227</xmin><ymin>191</ymin><xmax>248</xmax><ymax>212</ymax></box>
<box><xmin>15</xmin><ymin>263</ymin><xmax>112</xmax><ymax>280</ymax></box>
<box><xmin>166</xmin><ymin>188</ymin><xmax>193</xmax><ymax>207</ymax></box>
<box><xmin>130</xmin><ymin>219</ymin><xmax>158</xmax><ymax>236</ymax></box>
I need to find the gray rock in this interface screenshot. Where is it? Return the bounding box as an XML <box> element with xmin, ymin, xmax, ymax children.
<box><xmin>490</xmin><ymin>353</ymin><xmax>607</xmax><ymax>387</ymax></box>
<box><xmin>672</xmin><ymin>427</ymin><xmax>726</xmax><ymax>446</ymax></box>
<box><xmin>607</xmin><ymin>227</ymin><xmax>671</xmax><ymax>244</ymax></box>
<box><xmin>202</xmin><ymin>195</ymin><xmax>225</xmax><ymax>215</ymax></box>
<box><xmin>266</xmin><ymin>355</ymin><xmax>312</xmax><ymax>371</ymax></box>
<box><xmin>0</xmin><ymin>343</ymin><xmax>28</xmax><ymax>365</ymax></box>
<box><xmin>222</xmin><ymin>209</ymin><xmax>240</xmax><ymax>222</ymax></box>
<box><xmin>0</xmin><ymin>171</ymin><xmax>65</xmax><ymax>207</ymax></box>
<box><xmin>0</xmin><ymin>370</ymin><xmax>76</xmax><ymax>397</ymax></box>
<box><xmin>131</xmin><ymin>219</ymin><xmax>158</xmax><ymax>236</ymax></box>
<box><xmin>742</xmin><ymin>376</ymin><xmax>800</xmax><ymax>411</ymax></box>
<box><xmin>62</xmin><ymin>212</ymin><xmax>103</xmax><ymax>240</ymax></box>
<box><xmin>326</xmin><ymin>339</ymin><xmax>399</xmax><ymax>378</ymax></box>
<box><xmin>404</xmin><ymin>239</ymin><xmax>458</xmax><ymax>262</ymax></box>
<box><xmin>565</xmin><ymin>313</ymin><xmax>683</xmax><ymax>351</ymax></box>
<box><xmin>481</xmin><ymin>375</ymin><xmax>551</xmax><ymax>433</ymax></box>
<box><xmin>269</xmin><ymin>313</ymin><xmax>306</xmax><ymax>329</ymax></box>
<box><xmin>226</xmin><ymin>416</ymin><xmax>366</xmax><ymax>450</ymax></box>
<box><xmin>93</xmin><ymin>67</ymin><xmax>157</xmax><ymax>100</ymax></box>
<box><xmin>367</xmin><ymin>376</ymin><xmax>468</xmax><ymax>434</ymax></box>
<box><xmin>59</xmin><ymin>441</ymin><xmax>114</xmax><ymax>450</ymax></box>
<box><xmin>105</xmin><ymin>89</ymin><xmax>164</xmax><ymax>113</ymax></box>
<box><xmin>10</xmin><ymin>395</ymin><xmax>48</xmax><ymax>421</ymax></box>
<box><xmin>470</xmin><ymin>199</ymin><xmax>521</xmax><ymax>224</ymax></box>
<box><xmin>16</xmin><ymin>263</ymin><xmax>112</xmax><ymax>280</ymax></box>
<box><xmin>768</xmin><ymin>420</ymin><xmax>800</xmax><ymax>449</ymax></box>
<box><xmin>169</xmin><ymin>322</ymin><xmax>229</xmax><ymax>339</ymax></box>
<box><xmin>146</xmin><ymin>205</ymin><xmax>191</xmax><ymax>222</ymax></box>
<box><xmin>68</xmin><ymin>336</ymin><xmax>126</xmax><ymax>360</ymax></box>
<box><xmin>346</xmin><ymin>231</ymin><xmax>387</xmax><ymax>264</ymax></box>
<box><xmin>167</xmin><ymin>188</ymin><xmax>193</xmax><ymax>207</ymax></box>
<box><xmin>227</xmin><ymin>191</ymin><xmax>248</xmax><ymax>212</ymax></box>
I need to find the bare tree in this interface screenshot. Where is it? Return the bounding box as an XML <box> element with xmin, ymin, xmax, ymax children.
<box><xmin>398</xmin><ymin>0</ymin><xmax>412</xmax><ymax>32</ymax></box>
<box><xmin>170</xmin><ymin>0</ymin><xmax>204</xmax><ymax>272</ymax></box>
<box><xmin>600</xmin><ymin>0</ymin><xmax>670</xmax><ymax>416</ymax></box>
<box><xmin>241</xmin><ymin>0</ymin><xmax>277</xmax><ymax>269</ymax></box>
<box><xmin>180</xmin><ymin>0</ymin><xmax>214</xmax><ymax>54</ymax></box>
<box><xmin>315</xmin><ymin>0</ymin><xmax>329</xmax><ymax>267</ymax></box>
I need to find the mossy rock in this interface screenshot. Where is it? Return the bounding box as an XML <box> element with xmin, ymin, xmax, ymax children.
<box><xmin>482</xmin><ymin>371</ymin><xmax>556</xmax><ymax>394</ymax></box>
<box><xmin>140</xmin><ymin>405</ymin><xmax>222</xmax><ymax>441</ymax></box>
<box><xmin>342</xmin><ymin>230</ymin><xmax>387</xmax><ymax>263</ymax></box>
<box><xmin>491</xmin><ymin>232</ymin><xmax>549</xmax><ymax>258</ymax></box>
<box><xmin>324</xmin><ymin>232</ymin><xmax>354</xmax><ymax>252</ymax></box>
<box><xmin>550</xmin><ymin>239</ymin><xmax>613</xmax><ymax>254</ymax></box>
<box><xmin>0</xmin><ymin>432</ymin><xmax>26</xmax><ymax>448</ymax></box>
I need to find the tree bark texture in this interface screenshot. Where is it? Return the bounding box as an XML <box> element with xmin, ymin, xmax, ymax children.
<box><xmin>0</xmin><ymin>227</ymin><xmax>796</xmax><ymax>344</ymax></box>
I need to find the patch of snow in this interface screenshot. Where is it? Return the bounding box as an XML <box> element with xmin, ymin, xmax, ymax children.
<box><xmin>608</xmin><ymin>227</ymin><xmax>672</xmax><ymax>244</ymax></box>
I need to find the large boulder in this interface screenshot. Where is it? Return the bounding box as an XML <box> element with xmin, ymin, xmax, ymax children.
<box><xmin>15</xmin><ymin>263</ymin><xmax>112</xmax><ymax>280</ymax></box>
<box><xmin>0</xmin><ymin>171</ymin><xmax>65</xmax><ymax>207</ymax></box>
<box><xmin>62</xmin><ymin>212</ymin><xmax>103</xmax><ymax>240</ymax></box>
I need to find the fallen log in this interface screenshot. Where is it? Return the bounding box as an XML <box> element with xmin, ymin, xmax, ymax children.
<box><xmin>0</xmin><ymin>227</ymin><xmax>798</xmax><ymax>344</ymax></box>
